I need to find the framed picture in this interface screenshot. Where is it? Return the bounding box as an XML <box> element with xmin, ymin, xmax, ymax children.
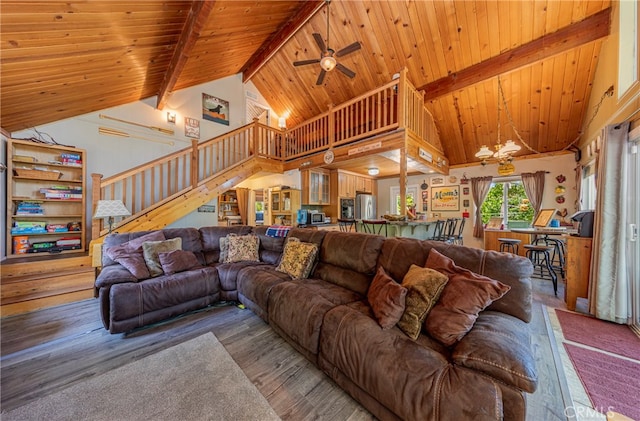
<box><xmin>463</xmin><ymin>199</ymin><xmax>470</xmax><ymax>208</ymax></box>
<box><xmin>533</xmin><ymin>208</ymin><xmax>557</xmax><ymax>227</ymax></box>
<box><xmin>486</xmin><ymin>217</ymin><xmax>503</xmax><ymax>230</ymax></box>
<box><xmin>185</xmin><ymin>117</ymin><xmax>200</xmax><ymax>139</ymax></box>
<box><xmin>431</xmin><ymin>186</ymin><xmax>460</xmax><ymax>211</ymax></box>
<box><xmin>197</xmin><ymin>205</ymin><xmax>215</xmax><ymax>213</ymax></box>
<box><xmin>463</xmin><ymin>187</ymin><xmax>470</xmax><ymax>195</ymax></box>
<box><xmin>430</xmin><ymin>176</ymin><xmax>445</xmax><ymax>187</ymax></box>
<box><xmin>202</xmin><ymin>93</ymin><xmax>229</xmax><ymax>126</ymax></box>
<box><xmin>421</xmin><ymin>190</ymin><xmax>429</xmax><ymax>201</ymax></box>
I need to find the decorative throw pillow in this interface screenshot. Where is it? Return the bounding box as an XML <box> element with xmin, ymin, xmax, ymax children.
<box><xmin>218</xmin><ymin>233</ymin><xmax>238</xmax><ymax>264</ymax></box>
<box><xmin>424</xmin><ymin>249</ymin><xmax>511</xmax><ymax>346</ymax></box>
<box><xmin>276</xmin><ymin>239</ymin><xmax>318</xmax><ymax>279</ymax></box>
<box><xmin>158</xmin><ymin>250</ymin><xmax>202</xmax><ymax>275</ymax></box>
<box><xmin>226</xmin><ymin>234</ymin><xmax>260</xmax><ymax>263</ymax></box>
<box><xmin>397</xmin><ymin>265</ymin><xmax>449</xmax><ymax>340</ymax></box>
<box><xmin>367</xmin><ymin>267</ymin><xmax>408</xmax><ymax>329</ymax></box>
<box><xmin>105</xmin><ymin>231</ymin><xmax>166</xmax><ymax>280</ymax></box>
<box><xmin>142</xmin><ymin>237</ymin><xmax>182</xmax><ymax>277</ymax></box>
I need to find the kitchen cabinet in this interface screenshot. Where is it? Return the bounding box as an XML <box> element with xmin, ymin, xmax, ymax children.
<box><xmin>271</xmin><ymin>189</ymin><xmax>300</xmax><ymax>226</ymax></box>
<box><xmin>338</xmin><ymin>172</ymin><xmax>356</xmax><ymax>198</ymax></box>
<box><xmin>6</xmin><ymin>138</ymin><xmax>86</xmax><ymax>258</ymax></box>
<box><xmin>565</xmin><ymin>236</ymin><xmax>592</xmax><ymax>311</ymax></box>
<box><xmin>302</xmin><ymin>169</ymin><xmax>330</xmax><ymax>205</ymax></box>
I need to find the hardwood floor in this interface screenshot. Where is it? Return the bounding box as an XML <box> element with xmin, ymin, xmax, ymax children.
<box><xmin>1</xmin><ymin>276</ymin><xmax>569</xmax><ymax>420</ymax></box>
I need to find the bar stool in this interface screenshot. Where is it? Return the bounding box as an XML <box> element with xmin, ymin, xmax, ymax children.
<box><xmin>498</xmin><ymin>238</ymin><xmax>521</xmax><ymax>254</ymax></box>
<box><xmin>533</xmin><ymin>236</ymin><xmax>566</xmax><ymax>278</ymax></box>
<box><xmin>362</xmin><ymin>219</ymin><xmax>388</xmax><ymax>236</ymax></box>
<box><xmin>524</xmin><ymin>244</ymin><xmax>558</xmax><ymax>295</ymax></box>
<box><xmin>337</xmin><ymin>218</ymin><xmax>357</xmax><ymax>232</ymax></box>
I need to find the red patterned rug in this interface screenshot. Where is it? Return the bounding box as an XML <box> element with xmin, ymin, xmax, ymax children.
<box><xmin>555</xmin><ymin>309</ymin><xmax>640</xmax><ymax>360</ymax></box>
<box><xmin>563</xmin><ymin>343</ymin><xmax>640</xmax><ymax>420</ymax></box>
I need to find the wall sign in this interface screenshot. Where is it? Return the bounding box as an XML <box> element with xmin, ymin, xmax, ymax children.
<box><xmin>431</xmin><ymin>186</ymin><xmax>460</xmax><ymax>211</ymax></box>
<box><xmin>202</xmin><ymin>93</ymin><xmax>229</xmax><ymax>126</ymax></box>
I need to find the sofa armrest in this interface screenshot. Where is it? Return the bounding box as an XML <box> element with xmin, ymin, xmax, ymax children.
<box><xmin>451</xmin><ymin>311</ymin><xmax>538</xmax><ymax>393</ymax></box>
<box><xmin>95</xmin><ymin>264</ymin><xmax>138</xmax><ymax>289</ymax></box>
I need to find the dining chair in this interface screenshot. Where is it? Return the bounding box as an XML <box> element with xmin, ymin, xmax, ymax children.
<box><xmin>337</xmin><ymin>218</ymin><xmax>357</xmax><ymax>232</ymax></box>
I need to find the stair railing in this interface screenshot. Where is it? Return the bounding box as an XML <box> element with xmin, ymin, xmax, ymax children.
<box><xmin>92</xmin><ymin>120</ymin><xmax>283</xmax><ymax>238</ymax></box>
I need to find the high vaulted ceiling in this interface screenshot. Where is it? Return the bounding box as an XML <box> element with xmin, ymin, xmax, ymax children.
<box><xmin>1</xmin><ymin>0</ymin><xmax>611</xmax><ymax>167</ymax></box>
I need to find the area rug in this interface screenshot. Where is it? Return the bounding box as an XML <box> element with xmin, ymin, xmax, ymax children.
<box><xmin>2</xmin><ymin>333</ymin><xmax>280</xmax><ymax>421</ymax></box>
<box><xmin>555</xmin><ymin>309</ymin><xmax>640</xmax><ymax>360</ymax></box>
<box><xmin>563</xmin><ymin>343</ymin><xmax>640</xmax><ymax>420</ymax></box>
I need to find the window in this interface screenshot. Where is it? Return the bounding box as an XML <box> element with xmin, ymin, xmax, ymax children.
<box><xmin>390</xmin><ymin>186</ymin><xmax>418</xmax><ymax>215</ymax></box>
<box><xmin>480</xmin><ymin>179</ymin><xmax>533</xmax><ymax>228</ymax></box>
<box><xmin>581</xmin><ymin>163</ymin><xmax>597</xmax><ymax>210</ymax></box>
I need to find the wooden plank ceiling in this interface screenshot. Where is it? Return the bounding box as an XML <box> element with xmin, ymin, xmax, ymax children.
<box><xmin>1</xmin><ymin>0</ymin><xmax>611</xmax><ymax>167</ymax></box>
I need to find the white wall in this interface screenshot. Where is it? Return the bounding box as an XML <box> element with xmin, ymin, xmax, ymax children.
<box><xmin>377</xmin><ymin>153</ymin><xmax>578</xmax><ymax>249</ymax></box>
<box><xmin>9</xmin><ymin>74</ymin><xmax>276</xmax><ymax>239</ymax></box>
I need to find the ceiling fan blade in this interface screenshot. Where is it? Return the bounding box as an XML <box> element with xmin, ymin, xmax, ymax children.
<box><xmin>312</xmin><ymin>33</ymin><xmax>327</xmax><ymax>53</ymax></box>
<box><xmin>316</xmin><ymin>70</ymin><xmax>327</xmax><ymax>85</ymax></box>
<box><xmin>294</xmin><ymin>58</ymin><xmax>321</xmax><ymax>67</ymax></box>
<box><xmin>335</xmin><ymin>41</ymin><xmax>361</xmax><ymax>57</ymax></box>
<box><xmin>336</xmin><ymin>63</ymin><xmax>356</xmax><ymax>78</ymax></box>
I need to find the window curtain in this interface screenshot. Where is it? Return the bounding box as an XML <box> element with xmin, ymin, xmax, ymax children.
<box><xmin>588</xmin><ymin>122</ymin><xmax>631</xmax><ymax>324</ymax></box>
<box><xmin>236</xmin><ymin>187</ymin><xmax>250</xmax><ymax>225</ymax></box>
<box><xmin>521</xmin><ymin>171</ymin><xmax>546</xmax><ymax>220</ymax></box>
<box><xmin>470</xmin><ymin>176</ymin><xmax>493</xmax><ymax>238</ymax></box>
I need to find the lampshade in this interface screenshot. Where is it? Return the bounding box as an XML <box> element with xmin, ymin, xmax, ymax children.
<box><xmin>320</xmin><ymin>55</ymin><xmax>337</xmax><ymax>72</ymax></box>
<box><xmin>93</xmin><ymin>200</ymin><xmax>131</xmax><ymax>219</ymax></box>
<box><xmin>495</xmin><ymin>140</ymin><xmax>521</xmax><ymax>158</ymax></box>
<box><xmin>278</xmin><ymin>117</ymin><xmax>286</xmax><ymax>129</ymax></box>
<box><xmin>368</xmin><ymin>167</ymin><xmax>379</xmax><ymax>176</ymax></box>
<box><xmin>475</xmin><ymin>145</ymin><xmax>493</xmax><ymax>160</ymax></box>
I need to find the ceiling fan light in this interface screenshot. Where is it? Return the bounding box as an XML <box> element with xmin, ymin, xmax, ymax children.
<box><xmin>320</xmin><ymin>55</ymin><xmax>336</xmax><ymax>72</ymax></box>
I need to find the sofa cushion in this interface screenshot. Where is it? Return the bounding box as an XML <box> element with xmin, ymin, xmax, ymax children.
<box><xmin>199</xmin><ymin>226</ymin><xmax>253</xmax><ymax>264</ymax></box>
<box><xmin>268</xmin><ymin>278</ymin><xmax>361</xmax><ymax>357</ymax></box>
<box><xmin>252</xmin><ymin>226</ymin><xmax>286</xmax><ymax>265</ymax></box>
<box><xmin>276</xmin><ymin>238</ymin><xmax>318</xmax><ymax>279</ymax></box>
<box><xmin>158</xmin><ymin>250</ymin><xmax>202</xmax><ymax>275</ymax></box>
<box><xmin>452</xmin><ymin>311</ymin><xmax>538</xmax><ymax>392</ymax></box>
<box><xmin>237</xmin><ymin>266</ymin><xmax>292</xmax><ymax>320</ymax></box>
<box><xmin>226</xmin><ymin>234</ymin><xmax>260</xmax><ymax>263</ymax></box>
<box><xmin>397</xmin><ymin>265</ymin><xmax>449</xmax><ymax>340</ymax></box>
<box><xmin>313</xmin><ymin>231</ymin><xmax>385</xmax><ymax>295</ymax></box>
<box><xmin>105</xmin><ymin>230</ymin><xmax>166</xmax><ymax>260</ymax></box>
<box><xmin>142</xmin><ymin>237</ymin><xmax>182</xmax><ymax>277</ymax></box>
<box><xmin>215</xmin><ymin>261</ymin><xmax>268</xmax><ymax>296</ymax></box>
<box><xmin>319</xmin><ymin>300</ymin><xmax>505</xmax><ymax>421</ymax></box>
<box><xmin>367</xmin><ymin>267</ymin><xmax>407</xmax><ymax>329</ymax></box>
<box><xmin>424</xmin><ymin>249</ymin><xmax>511</xmax><ymax>346</ymax></box>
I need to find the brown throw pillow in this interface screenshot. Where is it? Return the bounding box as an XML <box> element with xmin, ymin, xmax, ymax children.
<box><xmin>142</xmin><ymin>237</ymin><xmax>182</xmax><ymax>277</ymax></box>
<box><xmin>158</xmin><ymin>250</ymin><xmax>202</xmax><ymax>275</ymax></box>
<box><xmin>397</xmin><ymin>265</ymin><xmax>449</xmax><ymax>340</ymax></box>
<box><xmin>424</xmin><ymin>249</ymin><xmax>511</xmax><ymax>346</ymax></box>
<box><xmin>276</xmin><ymin>239</ymin><xmax>318</xmax><ymax>279</ymax></box>
<box><xmin>105</xmin><ymin>231</ymin><xmax>166</xmax><ymax>280</ymax></box>
<box><xmin>367</xmin><ymin>267</ymin><xmax>408</xmax><ymax>329</ymax></box>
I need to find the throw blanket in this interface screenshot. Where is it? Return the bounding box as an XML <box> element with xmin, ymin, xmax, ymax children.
<box><xmin>266</xmin><ymin>225</ymin><xmax>291</xmax><ymax>238</ymax></box>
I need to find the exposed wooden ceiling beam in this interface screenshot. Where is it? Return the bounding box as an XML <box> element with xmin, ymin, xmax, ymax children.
<box><xmin>420</xmin><ymin>7</ymin><xmax>611</xmax><ymax>101</ymax></box>
<box><xmin>156</xmin><ymin>0</ymin><xmax>216</xmax><ymax>110</ymax></box>
<box><xmin>241</xmin><ymin>0</ymin><xmax>325</xmax><ymax>83</ymax></box>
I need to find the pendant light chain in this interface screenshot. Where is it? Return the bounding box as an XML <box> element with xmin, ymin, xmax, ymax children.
<box><xmin>326</xmin><ymin>0</ymin><xmax>331</xmax><ymax>49</ymax></box>
<box><xmin>498</xmin><ymin>76</ymin><xmax>540</xmax><ymax>154</ymax></box>
<box><xmin>562</xmin><ymin>85</ymin><xmax>614</xmax><ymax>151</ymax></box>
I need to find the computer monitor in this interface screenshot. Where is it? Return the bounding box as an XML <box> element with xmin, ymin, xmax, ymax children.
<box><xmin>532</xmin><ymin>209</ymin><xmax>556</xmax><ymax>228</ymax></box>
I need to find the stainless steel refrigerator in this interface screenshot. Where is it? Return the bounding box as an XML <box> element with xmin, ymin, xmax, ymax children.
<box><xmin>355</xmin><ymin>194</ymin><xmax>376</xmax><ymax>220</ymax></box>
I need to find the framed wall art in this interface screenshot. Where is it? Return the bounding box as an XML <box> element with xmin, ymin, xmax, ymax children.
<box><xmin>431</xmin><ymin>185</ymin><xmax>460</xmax><ymax>211</ymax></box>
<box><xmin>430</xmin><ymin>175</ymin><xmax>445</xmax><ymax>187</ymax></box>
<box><xmin>202</xmin><ymin>93</ymin><xmax>229</xmax><ymax>126</ymax></box>
<box><xmin>185</xmin><ymin>117</ymin><xmax>200</xmax><ymax>139</ymax></box>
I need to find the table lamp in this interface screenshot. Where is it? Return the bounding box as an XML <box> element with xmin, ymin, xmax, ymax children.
<box><xmin>93</xmin><ymin>200</ymin><xmax>131</xmax><ymax>233</ymax></box>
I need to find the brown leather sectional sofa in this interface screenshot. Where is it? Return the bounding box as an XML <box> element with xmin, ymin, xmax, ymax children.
<box><xmin>96</xmin><ymin>225</ymin><xmax>537</xmax><ymax>421</ymax></box>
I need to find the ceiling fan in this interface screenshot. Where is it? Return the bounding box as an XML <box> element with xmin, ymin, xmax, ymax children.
<box><xmin>293</xmin><ymin>0</ymin><xmax>361</xmax><ymax>85</ymax></box>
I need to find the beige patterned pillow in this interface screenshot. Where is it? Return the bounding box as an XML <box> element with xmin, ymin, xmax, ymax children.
<box><xmin>142</xmin><ymin>237</ymin><xmax>182</xmax><ymax>277</ymax></box>
<box><xmin>397</xmin><ymin>264</ymin><xmax>449</xmax><ymax>340</ymax></box>
<box><xmin>226</xmin><ymin>234</ymin><xmax>260</xmax><ymax>263</ymax></box>
<box><xmin>219</xmin><ymin>233</ymin><xmax>238</xmax><ymax>263</ymax></box>
<box><xmin>276</xmin><ymin>240</ymin><xmax>318</xmax><ymax>279</ymax></box>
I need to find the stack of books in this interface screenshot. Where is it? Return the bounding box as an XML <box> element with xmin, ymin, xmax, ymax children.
<box><xmin>40</xmin><ymin>185</ymin><xmax>83</xmax><ymax>200</ymax></box>
<box><xmin>11</xmin><ymin>221</ymin><xmax>47</xmax><ymax>234</ymax></box>
<box><xmin>61</xmin><ymin>152</ymin><xmax>82</xmax><ymax>167</ymax></box>
<box><xmin>15</xmin><ymin>201</ymin><xmax>44</xmax><ymax>215</ymax></box>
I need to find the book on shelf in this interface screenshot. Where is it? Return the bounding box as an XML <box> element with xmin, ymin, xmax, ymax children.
<box><xmin>60</xmin><ymin>152</ymin><xmax>81</xmax><ymax>160</ymax></box>
<box><xmin>11</xmin><ymin>221</ymin><xmax>47</xmax><ymax>234</ymax></box>
<box><xmin>39</xmin><ymin>187</ymin><xmax>83</xmax><ymax>199</ymax></box>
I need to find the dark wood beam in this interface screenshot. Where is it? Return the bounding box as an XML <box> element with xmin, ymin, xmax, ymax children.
<box><xmin>420</xmin><ymin>7</ymin><xmax>611</xmax><ymax>100</ymax></box>
<box><xmin>241</xmin><ymin>0</ymin><xmax>325</xmax><ymax>83</ymax></box>
<box><xmin>156</xmin><ymin>1</ymin><xmax>216</xmax><ymax>110</ymax></box>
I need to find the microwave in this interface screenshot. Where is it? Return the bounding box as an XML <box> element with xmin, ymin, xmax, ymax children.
<box><xmin>297</xmin><ymin>210</ymin><xmax>326</xmax><ymax>225</ymax></box>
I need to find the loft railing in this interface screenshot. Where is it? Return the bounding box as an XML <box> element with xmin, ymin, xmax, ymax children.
<box><xmin>91</xmin><ymin>69</ymin><xmax>441</xmax><ymax>239</ymax></box>
<box><xmin>91</xmin><ymin>120</ymin><xmax>283</xmax><ymax>238</ymax></box>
